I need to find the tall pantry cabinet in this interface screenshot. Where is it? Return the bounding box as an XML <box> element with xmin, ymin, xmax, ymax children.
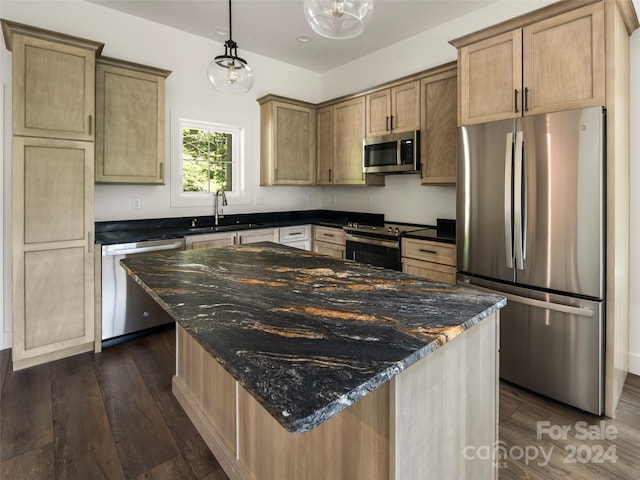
<box><xmin>2</xmin><ymin>20</ymin><xmax>103</xmax><ymax>370</ymax></box>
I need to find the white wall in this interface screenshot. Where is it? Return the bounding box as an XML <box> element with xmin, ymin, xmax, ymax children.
<box><xmin>629</xmin><ymin>27</ymin><xmax>640</xmax><ymax>376</ymax></box>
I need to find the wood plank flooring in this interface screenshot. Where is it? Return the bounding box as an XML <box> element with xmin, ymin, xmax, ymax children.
<box><xmin>1</xmin><ymin>326</ymin><xmax>638</xmax><ymax>479</ymax></box>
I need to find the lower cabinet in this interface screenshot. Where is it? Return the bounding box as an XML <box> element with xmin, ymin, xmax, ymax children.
<box><xmin>401</xmin><ymin>238</ymin><xmax>456</xmax><ymax>285</ymax></box>
<box><xmin>186</xmin><ymin>228</ymin><xmax>278</xmax><ymax>250</ymax></box>
<box><xmin>313</xmin><ymin>226</ymin><xmax>345</xmax><ymax>259</ymax></box>
<box><xmin>12</xmin><ymin>137</ymin><xmax>95</xmax><ymax>369</ymax></box>
<box><xmin>279</xmin><ymin>225</ymin><xmax>311</xmax><ymax>250</ymax></box>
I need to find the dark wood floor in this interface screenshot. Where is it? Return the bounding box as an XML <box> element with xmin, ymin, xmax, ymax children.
<box><xmin>1</xmin><ymin>327</ymin><xmax>638</xmax><ymax>479</ymax></box>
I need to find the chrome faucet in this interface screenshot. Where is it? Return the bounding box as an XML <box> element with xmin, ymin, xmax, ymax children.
<box><xmin>214</xmin><ymin>189</ymin><xmax>228</xmax><ymax>226</ymax></box>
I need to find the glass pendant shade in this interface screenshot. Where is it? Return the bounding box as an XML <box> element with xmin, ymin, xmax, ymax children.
<box><xmin>208</xmin><ymin>0</ymin><xmax>253</xmax><ymax>93</ymax></box>
<box><xmin>304</xmin><ymin>0</ymin><xmax>373</xmax><ymax>39</ymax></box>
<box><xmin>207</xmin><ymin>40</ymin><xmax>254</xmax><ymax>93</ymax></box>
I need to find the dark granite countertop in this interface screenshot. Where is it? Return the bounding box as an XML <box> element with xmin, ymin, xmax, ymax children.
<box><xmin>120</xmin><ymin>242</ymin><xmax>504</xmax><ymax>434</ymax></box>
<box><xmin>404</xmin><ymin>228</ymin><xmax>456</xmax><ymax>244</ymax></box>
<box><xmin>95</xmin><ymin>210</ymin><xmax>384</xmax><ymax>245</ymax></box>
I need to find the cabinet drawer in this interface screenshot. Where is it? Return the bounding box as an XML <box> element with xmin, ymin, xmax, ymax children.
<box><xmin>402</xmin><ymin>257</ymin><xmax>456</xmax><ymax>285</ymax></box>
<box><xmin>279</xmin><ymin>225</ymin><xmax>310</xmax><ymax>243</ymax></box>
<box><xmin>313</xmin><ymin>226</ymin><xmax>345</xmax><ymax>245</ymax></box>
<box><xmin>402</xmin><ymin>238</ymin><xmax>455</xmax><ymax>266</ymax></box>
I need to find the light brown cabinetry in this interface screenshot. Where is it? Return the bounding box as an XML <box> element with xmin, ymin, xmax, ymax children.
<box><xmin>420</xmin><ymin>64</ymin><xmax>457</xmax><ymax>184</ymax></box>
<box><xmin>366</xmin><ymin>81</ymin><xmax>420</xmax><ymax>137</ymax></box>
<box><xmin>279</xmin><ymin>225</ymin><xmax>311</xmax><ymax>250</ymax></box>
<box><xmin>186</xmin><ymin>228</ymin><xmax>278</xmax><ymax>250</ymax></box>
<box><xmin>3</xmin><ymin>20</ymin><xmax>101</xmax><ymax>369</ymax></box>
<box><xmin>402</xmin><ymin>238</ymin><xmax>456</xmax><ymax>285</ymax></box>
<box><xmin>95</xmin><ymin>57</ymin><xmax>171</xmax><ymax>184</ymax></box>
<box><xmin>456</xmin><ymin>2</ymin><xmax>605</xmax><ymax>125</ymax></box>
<box><xmin>2</xmin><ymin>20</ymin><xmax>102</xmax><ymax>141</ymax></box>
<box><xmin>259</xmin><ymin>95</ymin><xmax>315</xmax><ymax>185</ymax></box>
<box><xmin>317</xmin><ymin>97</ymin><xmax>366</xmax><ymax>185</ymax></box>
<box><xmin>313</xmin><ymin>226</ymin><xmax>345</xmax><ymax>259</ymax></box>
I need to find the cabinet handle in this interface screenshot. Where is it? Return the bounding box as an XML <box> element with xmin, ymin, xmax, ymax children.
<box><xmin>386</xmin><ymin>116</ymin><xmax>390</xmax><ymax>131</ymax></box>
<box><xmin>88</xmin><ymin>232</ymin><xmax>93</xmax><ymax>254</ymax></box>
<box><xmin>419</xmin><ymin>249</ymin><xmax>437</xmax><ymax>254</ymax></box>
<box><xmin>524</xmin><ymin>87</ymin><xmax>529</xmax><ymax>112</ymax></box>
<box><xmin>514</xmin><ymin>89</ymin><xmax>519</xmax><ymax>113</ymax></box>
<box><xmin>324</xmin><ymin>233</ymin><xmax>335</xmax><ymax>237</ymax></box>
<box><xmin>390</xmin><ymin>115</ymin><xmax>394</xmax><ymax>130</ymax></box>
<box><xmin>289</xmin><ymin>232</ymin><xmax>303</xmax><ymax>236</ymax></box>
<box><xmin>159</xmin><ymin>162</ymin><xmax>164</xmax><ymax>180</ymax></box>
<box><xmin>329</xmin><ymin>168</ymin><xmax>332</xmax><ymax>182</ymax></box>
<box><xmin>88</xmin><ymin>115</ymin><xmax>93</xmax><ymax>135</ymax></box>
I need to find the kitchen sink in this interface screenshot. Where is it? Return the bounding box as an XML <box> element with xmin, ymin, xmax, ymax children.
<box><xmin>187</xmin><ymin>223</ymin><xmax>263</xmax><ymax>233</ymax></box>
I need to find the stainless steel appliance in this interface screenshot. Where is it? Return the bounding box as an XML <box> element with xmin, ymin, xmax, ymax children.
<box><xmin>363</xmin><ymin>130</ymin><xmax>420</xmax><ymax>174</ymax></box>
<box><xmin>457</xmin><ymin>106</ymin><xmax>605</xmax><ymax>415</ymax></box>
<box><xmin>344</xmin><ymin>222</ymin><xmax>423</xmax><ymax>270</ymax></box>
<box><xmin>101</xmin><ymin>238</ymin><xmax>185</xmax><ymax>345</ymax></box>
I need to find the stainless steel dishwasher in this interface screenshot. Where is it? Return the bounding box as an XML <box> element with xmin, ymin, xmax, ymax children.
<box><xmin>101</xmin><ymin>238</ymin><xmax>185</xmax><ymax>345</ymax></box>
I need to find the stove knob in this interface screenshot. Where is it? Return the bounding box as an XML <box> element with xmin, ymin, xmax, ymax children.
<box><xmin>395</xmin><ymin>227</ymin><xmax>400</xmax><ymax>234</ymax></box>
<box><xmin>347</xmin><ymin>222</ymin><xmax>352</xmax><ymax>227</ymax></box>
<box><xmin>354</xmin><ymin>222</ymin><xmax>358</xmax><ymax>228</ymax></box>
<box><xmin>387</xmin><ymin>226</ymin><xmax>392</xmax><ymax>233</ymax></box>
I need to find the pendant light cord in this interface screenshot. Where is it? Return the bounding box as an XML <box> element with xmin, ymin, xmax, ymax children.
<box><xmin>227</xmin><ymin>0</ymin><xmax>232</xmax><ymax>42</ymax></box>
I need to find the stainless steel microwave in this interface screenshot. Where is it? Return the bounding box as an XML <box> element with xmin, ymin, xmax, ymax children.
<box><xmin>363</xmin><ymin>130</ymin><xmax>420</xmax><ymax>174</ymax></box>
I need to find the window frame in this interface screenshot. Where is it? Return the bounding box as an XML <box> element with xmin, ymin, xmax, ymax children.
<box><xmin>170</xmin><ymin>110</ymin><xmax>249</xmax><ymax>208</ymax></box>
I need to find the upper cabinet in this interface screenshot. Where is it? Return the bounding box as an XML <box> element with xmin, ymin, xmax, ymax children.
<box><xmin>456</xmin><ymin>2</ymin><xmax>604</xmax><ymax>125</ymax></box>
<box><xmin>259</xmin><ymin>95</ymin><xmax>315</xmax><ymax>185</ymax></box>
<box><xmin>365</xmin><ymin>80</ymin><xmax>420</xmax><ymax>137</ymax></box>
<box><xmin>95</xmin><ymin>57</ymin><xmax>171</xmax><ymax>184</ymax></box>
<box><xmin>2</xmin><ymin>19</ymin><xmax>103</xmax><ymax>141</ymax></box>
<box><xmin>317</xmin><ymin>97</ymin><xmax>367</xmax><ymax>185</ymax></box>
<box><xmin>421</xmin><ymin>64</ymin><xmax>457</xmax><ymax>185</ymax></box>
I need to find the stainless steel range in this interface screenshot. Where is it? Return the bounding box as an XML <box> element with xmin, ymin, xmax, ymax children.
<box><xmin>344</xmin><ymin>222</ymin><xmax>423</xmax><ymax>270</ymax></box>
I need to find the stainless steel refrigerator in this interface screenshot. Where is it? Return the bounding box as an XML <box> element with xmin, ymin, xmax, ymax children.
<box><xmin>457</xmin><ymin>107</ymin><xmax>605</xmax><ymax>415</ymax></box>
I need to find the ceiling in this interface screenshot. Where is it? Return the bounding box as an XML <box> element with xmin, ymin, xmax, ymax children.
<box><xmin>87</xmin><ymin>0</ymin><xmax>498</xmax><ymax>72</ymax></box>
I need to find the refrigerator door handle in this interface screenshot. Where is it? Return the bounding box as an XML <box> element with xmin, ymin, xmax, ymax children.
<box><xmin>469</xmin><ymin>284</ymin><xmax>595</xmax><ymax>318</ymax></box>
<box><xmin>504</xmin><ymin>132</ymin><xmax>514</xmax><ymax>269</ymax></box>
<box><xmin>514</xmin><ymin>130</ymin><xmax>525</xmax><ymax>270</ymax></box>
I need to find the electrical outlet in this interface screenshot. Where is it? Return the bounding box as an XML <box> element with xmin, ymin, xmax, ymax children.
<box><xmin>132</xmin><ymin>197</ymin><xmax>141</xmax><ymax>210</ymax></box>
<box><xmin>256</xmin><ymin>195</ymin><xmax>265</xmax><ymax>205</ymax></box>
<box><xmin>368</xmin><ymin>196</ymin><xmax>373</xmax><ymax>206</ymax></box>
<box><xmin>331</xmin><ymin>194</ymin><xmax>336</xmax><ymax>205</ymax></box>
<box><xmin>306</xmin><ymin>194</ymin><xmax>312</xmax><ymax>205</ymax></box>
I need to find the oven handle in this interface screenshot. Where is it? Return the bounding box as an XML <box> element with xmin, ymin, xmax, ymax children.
<box><xmin>345</xmin><ymin>233</ymin><xmax>399</xmax><ymax>249</ymax></box>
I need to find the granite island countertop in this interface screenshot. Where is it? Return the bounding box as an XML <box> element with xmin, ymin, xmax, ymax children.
<box><xmin>120</xmin><ymin>242</ymin><xmax>505</xmax><ymax>433</ymax></box>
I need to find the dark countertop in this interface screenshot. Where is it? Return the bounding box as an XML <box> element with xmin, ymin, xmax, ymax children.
<box><xmin>95</xmin><ymin>210</ymin><xmax>456</xmax><ymax>245</ymax></box>
<box><xmin>95</xmin><ymin>210</ymin><xmax>384</xmax><ymax>245</ymax></box>
<box><xmin>120</xmin><ymin>242</ymin><xmax>504</xmax><ymax>434</ymax></box>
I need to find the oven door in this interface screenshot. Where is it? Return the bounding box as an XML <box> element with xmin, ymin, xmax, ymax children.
<box><xmin>345</xmin><ymin>233</ymin><xmax>401</xmax><ymax>271</ymax></box>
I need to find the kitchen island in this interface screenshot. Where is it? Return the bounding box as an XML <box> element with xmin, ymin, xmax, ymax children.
<box><xmin>121</xmin><ymin>242</ymin><xmax>505</xmax><ymax>480</ymax></box>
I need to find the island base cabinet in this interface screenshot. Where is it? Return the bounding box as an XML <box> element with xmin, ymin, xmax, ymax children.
<box><xmin>173</xmin><ymin>314</ymin><xmax>498</xmax><ymax>480</ymax></box>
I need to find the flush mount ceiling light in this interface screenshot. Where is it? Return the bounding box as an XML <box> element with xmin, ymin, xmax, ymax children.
<box><xmin>303</xmin><ymin>0</ymin><xmax>373</xmax><ymax>39</ymax></box>
<box><xmin>207</xmin><ymin>0</ymin><xmax>253</xmax><ymax>93</ymax></box>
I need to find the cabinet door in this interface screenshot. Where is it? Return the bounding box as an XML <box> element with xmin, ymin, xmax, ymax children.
<box><xmin>458</xmin><ymin>30</ymin><xmax>522</xmax><ymax>125</ymax></box>
<box><xmin>12</xmin><ymin>137</ymin><xmax>95</xmax><ymax>369</ymax></box>
<box><xmin>402</xmin><ymin>258</ymin><xmax>456</xmax><ymax>285</ymax></box>
<box><xmin>95</xmin><ymin>59</ymin><xmax>170</xmax><ymax>184</ymax></box>
<box><xmin>333</xmin><ymin>97</ymin><xmax>366</xmax><ymax>185</ymax></box>
<box><xmin>316</xmin><ymin>105</ymin><xmax>334</xmax><ymax>185</ymax></box>
<box><xmin>238</xmin><ymin>228</ymin><xmax>279</xmax><ymax>244</ymax></box>
<box><xmin>314</xmin><ymin>241</ymin><xmax>345</xmax><ymax>260</ymax></box>
<box><xmin>11</xmin><ymin>34</ymin><xmax>97</xmax><ymax>141</ymax></box>
<box><xmin>365</xmin><ymin>89</ymin><xmax>391</xmax><ymax>137</ymax></box>
<box><xmin>390</xmin><ymin>81</ymin><xmax>420</xmax><ymax>133</ymax></box>
<box><xmin>421</xmin><ymin>69</ymin><xmax>457</xmax><ymax>185</ymax></box>
<box><xmin>185</xmin><ymin>232</ymin><xmax>236</xmax><ymax>250</ymax></box>
<box><xmin>522</xmin><ymin>3</ymin><xmax>604</xmax><ymax>115</ymax></box>
<box><xmin>273</xmin><ymin>102</ymin><xmax>315</xmax><ymax>184</ymax></box>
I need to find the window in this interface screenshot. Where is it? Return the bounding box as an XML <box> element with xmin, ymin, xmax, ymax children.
<box><xmin>182</xmin><ymin>127</ymin><xmax>232</xmax><ymax>193</ymax></box>
<box><xmin>171</xmin><ymin>113</ymin><xmax>249</xmax><ymax>208</ymax></box>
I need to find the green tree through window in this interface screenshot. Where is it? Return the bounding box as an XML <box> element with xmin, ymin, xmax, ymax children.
<box><xmin>182</xmin><ymin>127</ymin><xmax>232</xmax><ymax>192</ymax></box>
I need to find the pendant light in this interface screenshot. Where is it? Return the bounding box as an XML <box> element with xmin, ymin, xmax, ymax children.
<box><xmin>207</xmin><ymin>0</ymin><xmax>253</xmax><ymax>93</ymax></box>
<box><xmin>304</xmin><ymin>0</ymin><xmax>373</xmax><ymax>39</ymax></box>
